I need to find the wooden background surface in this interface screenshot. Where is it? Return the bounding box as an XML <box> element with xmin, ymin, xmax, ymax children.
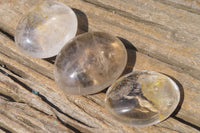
<box><xmin>0</xmin><ymin>0</ymin><xmax>200</xmax><ymax>132</ymax></box>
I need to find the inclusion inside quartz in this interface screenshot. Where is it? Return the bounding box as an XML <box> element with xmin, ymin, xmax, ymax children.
<box><xmin>105</xmin><ymin>70</ymin><xmax>180</xmax><ymax>126</ymax></box>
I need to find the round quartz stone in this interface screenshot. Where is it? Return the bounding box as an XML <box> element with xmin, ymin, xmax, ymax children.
<box><xmin>54</xmin><ymin>32</ymin><xmax>127</xmax><ymax>95</ymax></box>
<box><xmin>15</xmin><ymin>1</ymin><xmax>77</xmax><ymax>58</ymax></box>
<box><xmin>105</xmin><ymin>70</ymin><xmax>180</xmax><ymax>127</ymax></box>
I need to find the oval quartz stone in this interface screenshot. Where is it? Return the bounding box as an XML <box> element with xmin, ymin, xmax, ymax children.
<box><xmin>15</xmin><ymin>1</ymin><xmax>77</xmax><ymax>58</ymax></box>
<box><xmin>54</xmin><ymin>32</ymin><xmax>127</xmax><ymax>95</ymax></box>
<box><xmin>105</xmin><ymin>70</ymin><xmax>180</xmax><ymax>127</ymax></box>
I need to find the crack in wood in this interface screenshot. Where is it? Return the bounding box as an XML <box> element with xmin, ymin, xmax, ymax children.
<box><xmin>0</xmin><ymin>126</ymin><xmax>12</xmax><ymax>133</ymax></box>
<box><xmin>0</xmin><ymin>65</ymin><xmax>22</xmax><ymax>78</ymax></box>
<box><xmin>28</xmin><ymin>105</ymin><xmax>51</xmax><ymax>117</ymax></box>
<box><xmin>0</xmin><ymin>93</ymin><xmax>16</xmax><ymax>102</ymax></box>
<box><xmin>56</xmin><ymin>116</ymin><xmax>82</xmax><ymax>133</ymax></box>
<box><xmin>0</xmin><ymin>28</ymin><xmax>14</xmax><ymax>41</ymax></box>
<box><xmin>172</xmin><ymin>116</ymin><xmax>200</xmax><ymax>131</ymax></box>
<box><xmin>0</xmin><ymin>68</ymin><xmax>33</xmax><ymax>93</ymax></box>
<box><xmin>37</xmin><ymin>93</ymin><xmax>94</xmax><ymax>128</ymax></box>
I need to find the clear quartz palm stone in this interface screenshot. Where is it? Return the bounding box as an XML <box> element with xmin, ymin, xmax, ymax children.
<box><xmin>15</xmin><ymin>1</ymin><xmax>77</xmax><ymax>58</ymax></box>
<box><xmin>105</xmin><ymin>70</ymin><xmax>180</xmax><ymax>127</ymax></box>
<box><xmin>54</xmin><ymin>32</ymin><xmax>127</xmax><ymax>95</ymax></box>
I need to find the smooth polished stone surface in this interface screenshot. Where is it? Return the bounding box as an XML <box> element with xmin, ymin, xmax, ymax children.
<box><xmin>105</xmin><ymin>70</ymin><xmax>180</xmax><ymax>127</ymax></box>
<box><xmin>54</xmin><ymin>32</ymin><xmax>127</xmax><ymax>95</ymax></box>
<box><xmin>15</xmin><ymin>1</ymin><xmax>77</xmax><ymax>58</ymax></box>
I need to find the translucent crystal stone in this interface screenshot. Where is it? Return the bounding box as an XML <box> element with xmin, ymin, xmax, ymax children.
<box><xmin>54</xmin><ymin>32</ymin><xmax>127</xmax><ymax>95</ymax></box>
<box><xmin>15</xmin><ymin>1</ymin><xmax>77</xmax><ymax>58</ymax></box>
<box><xmin>105</xmin><ymin>70</ymin><xmax>180</xmax><ymax>126</ymax></box>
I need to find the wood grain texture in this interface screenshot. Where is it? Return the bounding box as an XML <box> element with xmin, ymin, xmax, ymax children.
<box><xmin>0</xmin><ymin>97</ymin><xmax>75</xmax><ymax>133</ymax></box>
<box><xmin>0</xmin><ymin>0</ymin><xmax>200</xmax><ymax>132</ymax></box>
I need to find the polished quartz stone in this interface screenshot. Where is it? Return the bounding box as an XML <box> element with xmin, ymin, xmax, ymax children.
<box><xmin>105</xmin><ymin>70</ymin><xmax>180</xmax><ymax>127</ymax></box>
<box><xmin>15</xmin><ymin>1</ymin><xmax>77</xmax><ymax>58</ymax></box>
<box><xmin>54</xmin><ymin>32</ymin><xmax>127</xmax><ymax>95</ymax></box>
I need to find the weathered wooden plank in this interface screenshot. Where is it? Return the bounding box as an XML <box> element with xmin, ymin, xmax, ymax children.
<box><xmin>0</xmin><ymin>33</ymin><xmax>200</xmax><ymax>132</ymax></box>
<box><xmin>0</xmin><ymin>0</ymin><xmax>200</xmax><ymax>132</ymax></box>
<box><xmin>0</xmin><ymin>0</ymin><xmax>200</xmax><ymax>80</ymax></box>
<box><xmin>0</xmin><ymin>97</ymin><xmax>75</xmax><ymax>133</ymax></box>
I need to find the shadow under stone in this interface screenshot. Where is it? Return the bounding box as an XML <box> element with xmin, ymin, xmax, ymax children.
<box><xmin>118</xmin><ymin>37</ymin><xmax>137</xmax><ymax>76</ymax></box>
<box><xmin>72</xmin><ymin>8</ymin><xmax>89</xmax><ymax>35</ymax></box>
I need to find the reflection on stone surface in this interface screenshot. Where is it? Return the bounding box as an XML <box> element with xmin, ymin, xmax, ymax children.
<box><xmin>54</xmin><ymin>32</ymin><xmax>127</xmax><ymax>95</ymax></box>
<box><xmin>105</xmin><ymin>70</ymin><xmax>180</xmax><ymax>126</ymax></box>
<box><xmin>15</xmin><ymin>1</ymin><xmax>77</xmax><ymax>58</ymax></box>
